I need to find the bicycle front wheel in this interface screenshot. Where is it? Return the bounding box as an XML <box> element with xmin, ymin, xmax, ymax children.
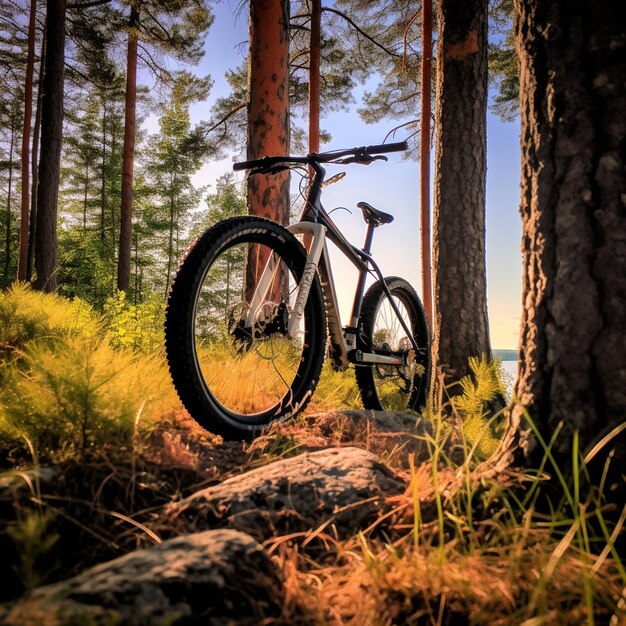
<box><xmin>165</xmin><ymin>216</ymin><xmax>326</xmax><ymax>439</ymax></box>
<box><xmin>355</xmin><ymin>277</ymin><xmax>430</xmax><ymax>413</ymax></box>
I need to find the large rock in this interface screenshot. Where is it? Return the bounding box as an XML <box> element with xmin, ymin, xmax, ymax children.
<box><xmin>0</xmin><ymin>529</ymin><xmax>284</xmax><ymax>626</ymax></box>
<box><xmin>164</xmin><ymin>446</ymin><xmax>406</xmax><ymax>541</ymax></box>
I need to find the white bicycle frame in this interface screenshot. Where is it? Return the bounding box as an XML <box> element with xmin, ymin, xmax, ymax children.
<box><xmin>245</xmin><ymin>220</ymin><xmax>406</xmax><ymax>371</ymax></box>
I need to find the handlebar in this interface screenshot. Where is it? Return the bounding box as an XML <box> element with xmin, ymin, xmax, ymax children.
<box><xmin>233</xmin><ymin>140</ymin><xmax>408</xmax><ymax>172</ymax></box>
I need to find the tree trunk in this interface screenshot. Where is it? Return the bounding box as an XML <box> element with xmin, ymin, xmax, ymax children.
<box><xmin>246</xmin><ymin>0</ymin><xmax>290</xmax><ymax>302</ymax></box>
<box><xmin>308</xmin><ymin>0</ymin><xmax>321</xmax><ymax>154</ymax></box>
<box><xmin>18</xmin><ymin>0</ymin><xmax>37</xmax><ymax>281</ymax></box>
<box><xmin>27</xmin><ymin>25</ymin><xmax>45</xmax><ymax>282</ymax></box>
<box><xmin>507</xmin><ymin>0</ymin><xmax>626</xmax><ymax>494</ymax></box>
<box><xmin>100</xmin><ymin>98</ymin><xmax>106</xmax><ymax>241</ymax></box>
<box><xmin>117</xmin><ymin>4</ymin><xmax>139</xmax><ymax>292</ymax></box>
<box><xmin>432</xmin><ymin>0</ymin><xmax>491</xmax><ymax>385</ymax></box>
<box><xmin>83</xmin><ymin>164</ymin><xmax>89</xmax><ymax>231</ymax></box>
<box><xmin>34</xmin><ymin>0</ymin><xmax>65</xmax><ymax>292</ymax></box>
<box><xmin>420</xmin><ymin>0</ymin><xmax>433</xmax><ymax>329</ymax></box>
<box><xmin>4</xmin><ymin>123</ymin><xmax>15</xmax><ymax>284</ymax></box>
<box><xmin>166</xmin><ymin>187</ymin><xmax>175</xmax><ymax>299</ymax></box>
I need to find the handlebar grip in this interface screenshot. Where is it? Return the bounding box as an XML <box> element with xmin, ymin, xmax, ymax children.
<box><xmin>233</xmin><ymin>158</ymin><xmax>265</xmax><ymax>171</ymax></box>
<box><xmin>365</xmin><ymin>141</ymin><xmax>408</xmax><ymax>154</ymax></box>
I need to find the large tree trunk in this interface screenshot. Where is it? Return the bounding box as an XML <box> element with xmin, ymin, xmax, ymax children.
<box><xmin>26</xmin><ymin>25</ymin><xmax>45</xmax><ymax>283</ymax></box>
<box><xmin>432</xmin><ymin>0</ymin><xmax>491</xmax><ymax>385</ymax></box>
<box><xmin>117</xmin><ymin>5</ymin><xmax>139</xmax><ymax>292</ymax></box>
<box><xmin>507</xmin><ymin>0</ymin><xmax>626</xmax><ymax>493</ymax></box>
<box><xmin>246</xmin><ymin>0</ymin><xmax>290</xmax><ymax>302</ymax></box>
<box><xmin>17</xmin><ymin>0</ymin><xmax>36</xmax><ymax>281</ymax></box>
<box><xmin>34</xmin><ymin>0</ymin><xmax>65</xmax><ymax>292</ymax></box>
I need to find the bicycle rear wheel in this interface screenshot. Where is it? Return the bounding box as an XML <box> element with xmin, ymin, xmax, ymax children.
<box><xmin>355</xmin><ymin>277</ymin><xmax>430</xmax><ymax>413</ymax></box>
<box><xmin>165</xmin><ymin>216</ymin><xmax>326</xmax><ymax>439</ymax></box>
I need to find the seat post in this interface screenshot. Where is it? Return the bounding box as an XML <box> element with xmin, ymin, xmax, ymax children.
<box><xmin>362</xmin><ymin>222</ymin><xmax>376</xmax><ymax>254</ymax></box>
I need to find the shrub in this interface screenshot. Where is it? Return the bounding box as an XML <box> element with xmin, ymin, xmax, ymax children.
<box><xmin>103</xmin><ymin>291</ymin><xmax>165</xmax><ymax>353</ymax></box>
<box><xmin>0</xmin><ymin>337</ymin><xmax>175</xmax><ymax>462</ymax></box>
<box><xmin>0</xmin><ymin>286</ymin><xmax>178</xmax><ymax>464</ymax></box>
<box><xmin>0</xmin><ymin>283</ymin><xmax>97</xmax><ymax>359</ymax></box>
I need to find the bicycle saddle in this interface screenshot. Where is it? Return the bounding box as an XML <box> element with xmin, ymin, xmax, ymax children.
<box><xmin>357</xmin><ymin>201</ymin><xmax>394</xmax><ymax>226</ymax></box>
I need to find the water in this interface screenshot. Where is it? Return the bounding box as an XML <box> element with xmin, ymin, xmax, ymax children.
<box><xmin>500</xmin><ymin>360</ymin><xmax>518</xmax><ymax>398</ymax></box>
<box><xmin>501</xmin><ymin>360</ymin><xmax>517</xmax><ymax>380</ymax></box>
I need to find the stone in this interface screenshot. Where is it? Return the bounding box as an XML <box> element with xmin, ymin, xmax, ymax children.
<box><xmin>0</xmin><ymin>529</ymin><xmax>284</xmax><ymax>626</ymax></box>
<box><xmin>165</xmin><ymin>446</ymin><xmax>406</xmax><ymax>541</ymax></box>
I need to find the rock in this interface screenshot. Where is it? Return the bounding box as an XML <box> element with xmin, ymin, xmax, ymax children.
<box><xmin>248</xmin><ymin>410</ymin><xmax>437</xmax><ymax>469</ymax></box>
<box><xmin>164</xmin><ymin>446</ymin><xmax>406</xmax><ymax>541</ymax></box>
<box><xmin>0</xmin><ymin>529</ymin><xmax>284</xmax><ymax>626</ymax></box>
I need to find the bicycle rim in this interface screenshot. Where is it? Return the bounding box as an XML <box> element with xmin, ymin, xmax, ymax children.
<box><xmin>190</xmin><ymin>231</ymin><xmax>317</xmax><ymax>422</ymax></box>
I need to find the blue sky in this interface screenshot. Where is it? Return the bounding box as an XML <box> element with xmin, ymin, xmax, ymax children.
<box><xmin>185</xmin><ymin>1</ymin><xmax>522</xmax><ymax>349</ymax></box>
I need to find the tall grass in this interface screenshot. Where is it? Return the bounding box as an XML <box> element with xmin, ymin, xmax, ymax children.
<box><xmin>0</xmin><ymin>285</ymin><xmax>179</xmax><ymax>463</ymax></box>
<box><xmin>293</xmin><ymin>374</ymin><xmax>626</xmax><ymax>626</ymax></box>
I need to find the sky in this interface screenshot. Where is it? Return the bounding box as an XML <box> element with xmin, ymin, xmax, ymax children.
<box><xmin>183</xmin><ymin>1</ymin><xmax>522</xmax><ymax>350</ymax></box>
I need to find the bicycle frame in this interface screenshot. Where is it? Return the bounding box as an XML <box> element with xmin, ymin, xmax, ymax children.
<box><xmin>246</xmin><ymin>158</ymin><xmax>421</xmax><ymax>372</ymax></box>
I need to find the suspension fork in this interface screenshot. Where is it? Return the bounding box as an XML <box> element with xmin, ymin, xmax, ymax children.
<box><xmin>244</xmin><ymin>222</ymin><xmax>344</xmax><ymax>353</ymax></box>
<box><xmin>289</xmin><ymin>222</ymin><xmax>351</xmax><ymax>369</ymax></box>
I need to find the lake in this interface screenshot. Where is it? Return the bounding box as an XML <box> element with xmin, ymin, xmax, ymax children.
<box><xmin>500</xmin><ymin>360</ymin><xmax>518</xmax><ymax>398</ymax></box>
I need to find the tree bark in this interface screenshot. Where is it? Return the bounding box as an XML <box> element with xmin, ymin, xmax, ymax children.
<box><xmin>27</xmin><ymin>26</ymin><xmax>45</xmax><ymax>282</ymax></box>
<box><xmin>508</xmin><ymin>0</ymin><xmax>626</xmax><ymax>493</ymax></box>
<box><xmin>4</xmin><ymin>122</ymin><xmax>15</xmax><ymax>285</ymax></box>
<box><xmin>117</xmin><ymin>4</ymin><xmax>139</xmax><ymax>292</ymax></box>
<box><xmin>34</xmin><ymin>0</ymin><xmax>66</xmax><ymax>292</ymax></box>
<box><xmin>308</xmin><ymin>0</ymin><xmax>321</xmax><ymax>154</ymax></box>
<box><xmin>432</xmin><ymin>0</ymin><xmax>491</xmax><ymax>385</ymax></box>
<box><xmin>246</xmin><ymin>0</ymin><xmax>290</xmax><ymax>302</ymax></box>
<box><xmin>100</xmin><ymin>97</ymin><xmax>106</xmax><ymax>241</ymax></box>
<box><xmin>17</xmin><ymin>0</ymin><xmax>37</xmax><ymax>281</ymax></box>
<box><xmin>420</xmin><ymin>0</ymin><xmax>433</xmax><ymax>329</ymax></box>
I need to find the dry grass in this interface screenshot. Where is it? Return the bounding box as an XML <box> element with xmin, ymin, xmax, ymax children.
<box><xmin>1</xmin><ymin>287</ymin><xmax>624</xmax><ymax>625</ymax></box>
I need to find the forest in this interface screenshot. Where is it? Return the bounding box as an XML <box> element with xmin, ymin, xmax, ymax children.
<box><xmin>0</xmin><ymin>0</ymin><xmax>625</xmax><ymax>624</ymax></box>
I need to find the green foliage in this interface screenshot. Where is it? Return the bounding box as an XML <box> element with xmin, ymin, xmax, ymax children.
<box><xmin>488</xmin><ymin>0</ymin><xmax>519</xmax><ymax>121</ymax></box>
<box><xmin>333</xmin><ymin>0</ymin><xmax>423</xmax><ymax>154</ymax></box>
<box><xmin>0</xmin><ymin>283</ymin><xmax>97</xmax><ymax>360</ymax></box>
<box><xmin>450</xmin><ymin>356</ymin><xmax>505</xmax><ymax>459</ymax></box>
<box><xmin>488</xmin><ymin>31</ymin><xmax>519</xmax><ymax>122</ymax></box>
<box><xmin>58</xmin><ymin>229</ymin><xmax>116</xmax><ymax>308</ymax></box>
<box><xmin>1</xmin><ymin>338</ymin><xmax>146</xmax><ymax>461</ymax></box>
<box><xmin>309</xmin><ymin>360</ymin><xmax>363</xmax><ymax>412</ymax></box>
<box><xmin>141</xmin><ymin>74</ymin><xmax>209</xmax><ymax>299</ymax></box>
<box><xmin>424</xmin><ymin>356</ymin><xmax>506</xmax><ymax>461</ymax></box>
<box><xmin>0</xmin><ymin>286</ymin><xmax>178</xmax><ymax>463</ymax></box>
<box><xmin>6</xmin><ymin>509</ymin><xmax>59</xmax><ymax>591</ymax></box>
<box><xmin>103</xmin><ymin>291</ymin><xmax>164</xmax><ymax>353</ymax></box>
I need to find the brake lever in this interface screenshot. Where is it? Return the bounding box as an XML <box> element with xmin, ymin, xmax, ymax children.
<box><xmin>321</xmin><ymin>172</ymin><xmax>346</xmax><ymax>188</ymax></box>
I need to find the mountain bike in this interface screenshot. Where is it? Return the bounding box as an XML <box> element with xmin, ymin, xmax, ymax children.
<box><xmin>165</xmin><ymin>140</ymin><xmax>431</xmax><ymax>439</ymax></box>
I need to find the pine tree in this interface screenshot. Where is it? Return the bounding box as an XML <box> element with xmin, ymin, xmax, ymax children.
<box><xmin>432</xmin><ymin>0</ymin><xmax>492</xmax><ymax>386</ymax></box>
<box><xmin>117</xmin><ymin>0</ymin><xmax>213</xmax><ymax>292</ymax></box>
<box><xmin>141</xmin><ymin>74</ymin><xmax>208</xmax><ymax>299</ymax></box>
<box><xmin>34</xmin><ymin>0</ymin><xmax>67</xmax><ymax>292</ymax></box>
<box><xmin>501</xmin><ymin>0</ymin><xmax>626</xmax><ymax>501</ymax></box>
<box><xmin>0</xmin><ymin>93</ymin><xmax>23</xmax><ymax>288</ymax></box>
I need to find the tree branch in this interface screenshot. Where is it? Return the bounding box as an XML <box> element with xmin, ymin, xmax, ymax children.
<box><xmin>321</xmin><ymin>7</ymin><xmax>401</xmax><ymax>58</ymax></box>
<box><xmin>67</xmin><ymin>0</ymin><xmax>113</xmax><ymax>9</ymax></box>
<box><xmin>202</xmin><ymin>101</ymin><xmax>247</xmax><ymax>138</ymax></box>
